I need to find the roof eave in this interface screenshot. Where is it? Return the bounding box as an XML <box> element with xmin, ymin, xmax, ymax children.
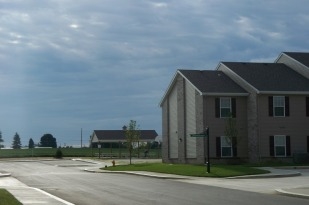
<box><xmin>259</xmin><ymin>91</ymin><xmax>309</xmax><ymax>95</ymax></box>
<box><xmin>97</xmin><ymin>139</ymin><xmax>155</xmax><ymax>142</ymax></box>
<box><xmin>201</xmin><ymin>92</ymin><xmax>249</xmax><ymax>96</ymax></box>
<box><xmin>274</xmin><ymin>52</ymin><xmax>285</xmax><ymax>63</ymax></box>
<box><xmin>159</xmin><ymin>71</ymin><xmax>179</xmax><ymax>107</ymax></box>
<box><xmin>159</xmin><ymin>70</ymin><xmax>203</xmax><ymax>107</ymax></box>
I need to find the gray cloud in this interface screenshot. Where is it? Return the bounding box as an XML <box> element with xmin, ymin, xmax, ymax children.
<box><xmin>0</xmin><ymin>0</ymin><xmax>309</xmax><ymax>146</ymax></box>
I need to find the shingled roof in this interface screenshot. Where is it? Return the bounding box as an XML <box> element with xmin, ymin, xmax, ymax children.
<box><xmin>179</xmin><ymin>70</ymin><xmax>248</xmax><ymax>94</ymax></box>
<box><xmin>222</xmin><ymin>62</ymin><xmax>309</xmax><ymax>92</ymax></box>
<box><xmin>283</xmin><ymin>52</ymin><xmax>309</xmax><ymax>68</ymax></box>
<box><xmin>93</xmin><ymin>130</ymin><xmax>158</xmax><ymax>142</ymax></box>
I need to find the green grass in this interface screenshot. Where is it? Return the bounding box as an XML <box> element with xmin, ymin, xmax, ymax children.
<box><xmin>103</xmin><ymin>163</ymin><xmax>269</xmax><ymax>177</ymax></box>
<box><xmin>0</xmin><ymin>189</ymin><xmax>22</xmax><ymax>205</ymax></box>
<box><xmin>0</xmin><ymin>148</ymin><xmax>161</xmax><ymax>158</ymax></box>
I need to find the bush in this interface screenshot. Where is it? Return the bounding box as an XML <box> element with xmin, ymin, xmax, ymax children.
<box><xmin>55</xmin><ymin>149</ymin><xmax>63</xmax><ymax>159</ymax></box>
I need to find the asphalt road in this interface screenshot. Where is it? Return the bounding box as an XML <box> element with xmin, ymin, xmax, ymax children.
<box><xmin>0</xmin><ymin>159</ymin><xmax>308</xmax><ymax>205</ymax></box>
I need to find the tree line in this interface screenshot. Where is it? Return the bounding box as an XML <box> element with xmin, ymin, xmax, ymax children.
<box><xmin>0</xmin><ymin>131</ymin><xmax>57</xmax><ymax>149</ymax></box>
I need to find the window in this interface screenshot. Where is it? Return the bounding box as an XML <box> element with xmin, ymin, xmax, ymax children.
<box><xmin>268</xmin><ymin>96</ymin><xmax>289</xmax><ymax>117</ymax></box>
<box><xmin>215</xmin><ymin>97</ymin><xmax>236</xmax><ymax>118</ymax></box>
<box><xmin>274</xmin><ymin>135</ymin><xmax>286</xmax><ymax>157</ymax></box>
<box><xmin>273</xmin><ymin>96</ymin><xmax>285</xmax><ymax>117</ymax></box>
<box><xmin>220</xmin><ymin>98</ymin><xmax>231</xmax><ymax>118</ymax></box>
<box><xmin>269</xmin><ymin>135</ymin><xmax>291</xmax><ymax>157</ymax></box>
<box><xmin>221</xmin><ymin>136</ymin><xmax>232</xmax><ymax>157</ymax></box>
<box><xmin>216</xmin><ymin>136</ymin><xmax>237</xmax><ymax>158</ymax></box>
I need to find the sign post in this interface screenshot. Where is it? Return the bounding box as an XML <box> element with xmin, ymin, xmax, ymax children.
<box><xmin>98</xmin><ymin>144</ymin><xmax>101</xmax><ymax>159</ymax></box>
<box><xmin>190</xmin><ymin>127</ymin><xmax>210</xmax><ymax>173</ymax></box>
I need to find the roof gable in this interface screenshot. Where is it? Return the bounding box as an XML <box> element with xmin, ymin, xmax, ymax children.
<box><xmin>222</xmin><ymin>62</ymin><xmax>309</xmax><ymax>92</ymax></box>
<box><xmin>283</xmin><ymin>52</ymin><xmax>309</xmax><ymax>68</ymax></box>
<box><xmin>179</xmin><ymin>70</ymin><xmax>248</xmax><ymax>95</ymax></box>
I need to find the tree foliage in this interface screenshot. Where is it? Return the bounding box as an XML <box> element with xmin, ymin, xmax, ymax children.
<box><xmin>224</xmin><ymin>116</ymin><xmax>238</xmax><ymax>141</ymax></box>
<box><xmin>12</xmin><ymin>132</ymin><xmax>22</xmax><ymax>149</ymax></box>
<box><xmin>125</xmin><ymin>120</ymin><xmax>140</xmax><ymax>164</ymax></box>
<box><xmin>224</xmin><ymin>114</ymin><xmax>240</xmax><ymax>155</ymax></box>
<box><xmin>40</xmin><ymin>134</ymin><xmax>57</xmax><ymax>148</ymax></box>
<box><xmin>0</xmin><ymin>130</ymin><xmax>4</xmax><ymax>148</ymax></box>
<box><xmin>28</xmin><ymin>138</ymin><xmax>35</xmax><ymax>148</ymax></box>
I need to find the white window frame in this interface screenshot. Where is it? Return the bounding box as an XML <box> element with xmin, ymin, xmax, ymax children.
<box><xmin>273</xmin><ymin>96</ymin><xmax>285</xmax><ymax>117</ymax></box>
<box><xmin>221</xmin><ymin>136</ymin><xmax>233</xmax><ymax>157</ymax></box>
<box><xmin>220</xmin><ymin>97</ymin><xmax>231</xmax><ymax>118</ymax></box>
<box><xmin>274</xmin><ymin>135</ymin><xmax>286</xmax><ymax>157</ymax></box>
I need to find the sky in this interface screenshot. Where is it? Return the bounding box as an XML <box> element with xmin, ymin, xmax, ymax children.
<box><xmin>0</xmin><ymin>0</ymin><xmax>309</xmax><ymax>148</ymax></box>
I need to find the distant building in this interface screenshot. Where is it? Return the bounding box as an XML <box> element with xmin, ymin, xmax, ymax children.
<box><xmin>89</xmin><ymin>129</ymin><xmax>158</xmax><ymax>148</ymax></box>
<box><xmin>160</xmin><ymin>51</ymin><xmax>309</xmax><ymax>164</ymax></box>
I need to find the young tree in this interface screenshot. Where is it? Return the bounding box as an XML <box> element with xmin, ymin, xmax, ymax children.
<box><xmin>39</xmin><ymin>134</ymin><xmax>57</xmax><ymax>148</ymax></box>
<box><xmin>125</xmin><ymin>120</ymin><xmax>140</xmax><ymax>165</ymax></box>
<box><xmin>12</xmin><ymin>132</ymin><xmax>22</xmax><ymax>149</ymax></box>
<box><xmin>0</xmin><ymin>130</ymin><xmax>4</xmax><ymax>148</ymax></box>
<box><xmin>28</xmin><ymin>138</ymin><xmax>35</xmax><ymax>148</ymax></box>
<box><xmin>224</xmin><ymin>113</ymin><xmax>238</xmax><ymax>156</ymax></box>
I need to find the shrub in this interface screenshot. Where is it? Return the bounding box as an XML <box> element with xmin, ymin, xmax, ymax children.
<box><xmin>55</xmin><ymin>149</ymin><xmax>63</xmax><ymax>159</ymax></box>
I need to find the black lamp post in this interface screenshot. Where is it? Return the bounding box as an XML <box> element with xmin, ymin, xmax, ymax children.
<box><xmin>205</xmin><ymin>127</ymin><xmax>210</xmax><ymax>173</ymax></box>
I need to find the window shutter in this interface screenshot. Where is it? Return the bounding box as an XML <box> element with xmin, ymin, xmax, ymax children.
<box><xmin>215</xmin><ymin>98</ymin><xmax>220</xmax><ymax>118</ymax></box>
<box><xmin>269</xmin><ymin>136</ymin><xmax>274</xmax><ymax>156</ymax></box>
<box><xmin>216</xmin><ymin>137</ymin><xmax>221</xmax><ymax>157</ymax></box>
<box><xmin>285</xmin><ymin>97</ymin><xmax>290</xmax><ymax>116</ymax></box>
<box><xmin>232</xmin><ymin>137</ymin><xmax>237</xmax><ymax>157</ymax></box>
<box><xmin>306</xmin><ymin>97</ymin><xmax>309</xmax><ymax>117</ymax></box>
<box><xmin>231</xmin><ymin>98</ymin><xmax>236</xmax><ymax>118</ymax></box>
<box><xmin>268</xmin><ymin>96</ymin><xmax>273</xmax><ymax>116</ymax></box>
<box><xmin>307</xmin><ymin>136</ymin><xmax>309</xmax><ymax>153</ymax></box>
<box><xmin>286</xmin><ymin>136</ymin><xmax>291</xmax><ymax>156</ymax></box>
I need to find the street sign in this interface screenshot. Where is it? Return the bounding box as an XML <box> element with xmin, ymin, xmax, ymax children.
<box><xmin>190</xmin><ymin>127</ymin><xmax>210</xmax><ymax>173</ymax></box>
<box><xmin>190</xmin><ymin>134</ymin><xmax>207</xmax><ymax>138</ymax></box>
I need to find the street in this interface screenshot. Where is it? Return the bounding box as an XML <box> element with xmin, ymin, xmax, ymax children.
<box><xmin>0</xmin><ymin>159</ymin><xmax>308</xmax><ymax>205</ymax></box>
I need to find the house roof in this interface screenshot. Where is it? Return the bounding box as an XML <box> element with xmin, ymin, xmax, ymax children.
<box><xmin>179</xmin><ymin>70</ymin><xmax>248</xmax><ymax>94</ymax></box>
<box><xmin>222</xmin><ymin>62</ymin><xmax>309</xmax><ymax>92</ymax></box>
<box><xmin>93</xmin><ymin>130</ymin><xmax>158</xmax><ymax>142</ymax></box>
<box><xmin>159</xmin><ymin>69</ymin><xmax>248</xmax><ymax>107</ymax></box>
<box><xmin>283</xmin><ymin>52</ymin><xmax>309</xmax><ymax>68</ymax></box>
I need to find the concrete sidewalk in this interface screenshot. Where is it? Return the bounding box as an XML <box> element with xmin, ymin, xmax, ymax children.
<box><xmin>0</xmin><ymin>172</ymin><xmax>74</xmax><ymax>205</ymax></box>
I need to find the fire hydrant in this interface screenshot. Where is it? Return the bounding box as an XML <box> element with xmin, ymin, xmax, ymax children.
<box><xmin>112</xmin><ymin>160</ymin><xmax>116</xmax><ymax>167</ymax></box>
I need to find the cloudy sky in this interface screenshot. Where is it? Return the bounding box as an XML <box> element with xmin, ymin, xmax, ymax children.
<box><xmin>0</xmin><ymin>0</ymin><xmax>309</xmax><ymax>147</ymax></box>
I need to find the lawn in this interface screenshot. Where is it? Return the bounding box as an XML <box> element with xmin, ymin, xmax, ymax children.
<box><xmin>0</xmin><ymin>189</ymin><xmax>22</xmax><ymax>205</ymax></box>
<box><xmin>103</xmin><ymin>163</ymin><xmax>269</xmax><ymax>177</ymax></box>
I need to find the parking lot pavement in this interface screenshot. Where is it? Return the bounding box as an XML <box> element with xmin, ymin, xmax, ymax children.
<box><xmin>1</xmin><ymin>159</ymin><xmax>309</xmax><ymax>203</ymax></box>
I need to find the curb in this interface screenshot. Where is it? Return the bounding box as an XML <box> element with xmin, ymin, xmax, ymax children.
<box><xmin>84</xmin><ymin>168</ymin><xmax>300</xmax><ymax>180</ymax></box>
<box><xmin>0</xmin><ymin>172</ymin><xmax>11</xmax><ymax>177</ymax></box>
<box><xmin>227</xmin><ymin>172</ymin><xmax>301</xmax><ymax>179</ymax></box>
<box><xmin>83</xmin><ymin>169</ymin><xmax>188</xmax><ymax>179</ymax></box>
<box><xmin>276</xmin><ymin>188</ymin><xmax>309</xmax><ymax>199</ymax></box>
<box><xmin>110</xmin><ymin>171</ymin><xmax>189</xmax><ymax>179</ymax></box>
<box><xmin>275</xmin><ymin>166</ymin><xmax>309</xmax><ymax>170</ymax></box>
